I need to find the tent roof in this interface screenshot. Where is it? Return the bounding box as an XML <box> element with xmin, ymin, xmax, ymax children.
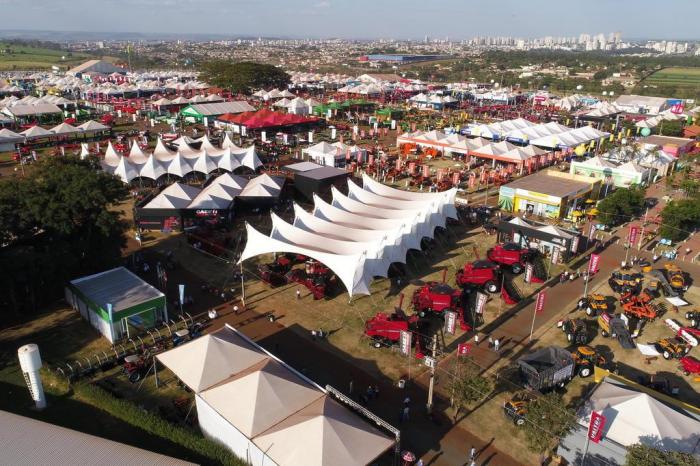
<box><xmin>78</xmin><ymin>120</ymin><xmax>109</xmax><ymax>132</ymax></box>
<box><xmin>0</xmin><ymin>128</ymin><xmax>25</xmax><ymax>143</ymax></box>
<box><xmin>20</xmin><ymin>125</ymin><xmax>53</xmax><ymax>138</ymax></box>
<box><xmin>253</xmin><ymin>396</ymin><xmax>394</xmax><ymax>466</ymax></box>
<box><xmin>69</xmin><ymin>267</ymin><xmax>164</xmax><ymax>314</ymax></box>
<box><xmin>200</xmin><ymin>358</ymin><xmax>325</xmax><ymax>437</ymax></box>
<box><xmin>143</xmin><ymin>183</ymin><xmax>200</xmax><ymax>209</ymax></box>
<box><xmin>50</xmin><ymin>122</ymin><xmax>81</xmax><ymax>134</ymax></box>
<box><xmin>156</xmin><ymin>327</ymin><xmax>268</xmax><ymax>392</ymax></box>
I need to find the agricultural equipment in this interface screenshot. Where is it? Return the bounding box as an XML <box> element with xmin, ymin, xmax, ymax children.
<box><xmin>608</xmin><ymin>271</ymin><xmax>643</xmax><ymax>294</ymax></box>
<box><xmin>597</xmin><ymin>312</ymin><xmax>636</xmax><ymax>349</ymax></box>
<box><xmin>503</xmin><ymin>392</ymin><xmax>534</xmax><ymax>426</ymax></box>
<box><xmin>122</xmin><ymin>354</ymin><xmax>149</xmax><ymax>383</ymax></box>
<box><xmin>286</xmin><ymin>260</ymin><xmax>336</xmax><ymax>300</ymax></box>
<box><xmin>685</xmin><ymin>311</ymin><xmax>700</xmax><ymax>328</ymax></box>
<box><xmin>664</xmin><ymin>264</ymin><xmax>688</xmax><ymax>292</ymax></box>
<box><xmin>258</xmin><ymin>255</ymin><xmax>293</xmax><ymax>287</ymax></box>
<box><xmin>570</xmin><ymin>346</ymin><xmax>608</xmax><ymax>377</ymax></box>
<box><xmin>517</xmin><ymin>346</ymin><xmax>576</xmax><ymax>391</ymax></box>
<box><xmin>411</xmin><ymin>281</ymin><xmax>467</xmax><ymax>329</ymax></box>
<box><xmin>557</xmin><ymin>319</ymin><xmax>589</xmax><ymax>344</ymax></box>
<box><xmin>679</xmin><ymin>356</ymin><xmax>700</xmax><ymax>376</ymax></box>
<box><xmin>364</xmin><ymin>295</ymin><xmax>429</xmax><ymax>357</ymax></box>
<box><xmin>455</xmin><ymin>260</ymin><xmax>501</xmax><ymax>293</ymax></box>
<box><xmin>649</xmin><ymin>270</ymin><xmax>678</xmax><ymax>298</ymax></box>
<box><xmin>486</xmin><ymin>242</ymin><xmax>535</xmax><ymax>274</ymax></box>
<box><xmin>620</xmin><ymin>293</ymin><xmax>662</xmax><ymax>322</ymax></box>
<box><xmin>578</xmin><ymin>294</ymin><xmax>610</xmax><ymax>317</ymax></box>
<box><xmin>655</xmin><ymin>338</ymin><xmax>691</xmax><ymax>360</ymax></box>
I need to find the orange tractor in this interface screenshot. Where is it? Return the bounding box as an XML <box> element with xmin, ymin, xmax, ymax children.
<box><xmin>619</xmin><ymin>292</ymin><xmax>664</xmax><ymax>321</ymax></box>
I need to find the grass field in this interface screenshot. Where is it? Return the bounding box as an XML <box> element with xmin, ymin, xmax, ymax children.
<box><xmin>644</xmin><ymin>67</ymin><xmax>700</xmax><ymax>88</ymax></box>
<box><xmin>0</xmin><ymin>42</ymin><xmax>92</xmax><ymax>71</ymax></box>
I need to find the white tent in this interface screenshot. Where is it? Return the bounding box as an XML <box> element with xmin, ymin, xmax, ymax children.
<box><xmin>164</xmin><ymin>153</ymin><xmax>194</xmax><ymax>178</ymax></box>
<box><xmin>239</xmin><ymin>173</ymin><xmax>284</xmax><ymax>199</ymax></box>
<box><xmin>143</xmin><ymin>183</ymin><xmax>201</xmax><ymax>209</ymax></box>
<box><xmin>153</xmin><ymin>138</ymin><xmax>177</xmax><ymax>160</ymax></box>
<box><xmin>303</xmin><ymin>141</ymin><xmax>344</xmax><ymax>166</ymax></box>
<box><xmin>239</xmin><ymin>177</ymin><xmax>456</xmax><ymax>296</ymax></box>
<box><xmin>128</xmin><ymin>140</ymin><xmax>149</xmax><ymax>163</ymax></box>
<box><xmin>111</xmin><ymin>156</ymin><xmax>140</xmax><ymax>183</ymax></box>
<box><xmin>139</xmin><ymin>155</ymin><xmax>167</xmax><ymax>180</ymax></box>
<box><xmin>77</xmin><ymin>120</ymin><xmax>109</xmax><ymax>132</ymax></box>
<box><xmin>21</xmin><ymin>125</ymin><xmax>53</xmax><ymax>139</ymax></box>
<box><xmin>191</xmin><ymin>152</ymin><xmax>219</xmax><ymax>175</ymax></box>
<box><xmin>50</xmin><ymin>122</ymin><xmax>81</xmax><ymax>135</ymax></box>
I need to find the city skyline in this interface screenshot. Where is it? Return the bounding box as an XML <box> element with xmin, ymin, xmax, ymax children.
<box><xmin>0</xmin><ymin>0</ymin><xmax>698</xmax><ymax>41</ymax></box>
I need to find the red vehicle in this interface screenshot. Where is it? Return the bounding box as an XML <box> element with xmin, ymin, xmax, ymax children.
<box><xmin>486</xmin><ymin>242</ymin><xmax>535</xmax><ymax>274</ymax></box>
<box><xmin>100</xmin><ymin>114</ymin><xmax>115</xmax><ymax>126</ymax></box>
<box><xmin>364</xmin><ymin>295</ymin><xmax>428</xmax><ymax>358</ymax></box>
<box><xmin>259</xmin><ymin>256</ymin><xmax>293</xmax><ymax>287</ymax></box>
<box><xmin>456</xmin><ymin>260</ymin><xmax>501</xmax><ymax>293</ymax></box>
<box><xmin>286</xmin><ymin>260</ymin><xmax>336</xmax><ymax>300</ymax></box>
<box><xmin>679</xmin><ymin>356</ymin><xmax>700</xmax><ymax>376</ymax></box>
<box><xmin>411</xmin><ymin>275</ymin><xmax>469</xmax><ymax>331</ymax></box>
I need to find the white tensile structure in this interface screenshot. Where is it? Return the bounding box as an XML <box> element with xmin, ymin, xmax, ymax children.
<box><xmin>101</xmin><ymin>134</ymin><xmax>262</xmax><ymax>183</ymax></box>
<box><xmin>156</xmin><ymin>325</ymin><xmax>394</xmax><ymax>466</ymax></box>
<box><xmin>239</xmin><ymin>174</ymin><xmax>457</xmax><ymax>296</ymax></box>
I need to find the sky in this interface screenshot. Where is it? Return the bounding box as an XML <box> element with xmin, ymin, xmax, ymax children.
<box><xmin>1</xmin><ymin>0</ymin><xmax>698</xmax><ymax>40</ymax></box>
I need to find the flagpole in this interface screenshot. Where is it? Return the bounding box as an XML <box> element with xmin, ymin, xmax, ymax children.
<box><xmin>528</xmin><ymin>306</ymin><xmax>537</xmax><ymax>342</ymax></box>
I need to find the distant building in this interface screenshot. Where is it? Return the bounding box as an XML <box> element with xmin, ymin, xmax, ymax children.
<box><xmin>614</xmin><ymin>95</ymin><xmax>669</xmax><ymax>115</ymax></box>
<box><xmin>67</xmin><ymin>59</ymin><xmax>126</xmax><ymax>77</ymax></box>
<box><xmin>360</xmin><ymin>54</ymin><xmax>450</xmax><ymax>64</ymax></box>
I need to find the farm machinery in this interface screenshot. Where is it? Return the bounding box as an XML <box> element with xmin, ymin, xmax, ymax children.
<box><xmin>685</xmin><ymin>311</ymin><xmax>700</xmax><ymax>329</ymax></box>
<box><xmin>286</xmin><ymin>259</ymin><xmax>337</xmax><ymax>300</ymax></box>
<box><xmin>364</xmin><ymin>295</ymin><xmax>429</xmax><ymax>358</ymax></box>
<box><xmin>679</xmin><ymin>356</ymin><xmax>700</xmax><ymax>377</ymax></box>
<box><xmin>258</xmin><ymin>255</ymin><xmax>294</xmax><ymax>287</ymax></box>
<box><xmin>503</xmin><ymin>391</ymin><xmax>534</xmax><ymax>426</ymax></box>
<box><xmin>663</xmin><ymin>264</ymin><xmax>688</xmax><ymax>292</ymax></box>
<box><xmin>486</xmin><ymin>242</ymin><xmax>536</xmax><ymax>274</ymax></box>
<box><xmin>517</xmin><ymin>345</ymin><xmax>605</xmax><ymax>392</ymax></box>
<box><xmin>578</xmin><ymin>294</ymin><xmax>610</xmax><ymax>317</ymax></box>
<box><xmin>455</xmin><ymin>260</ymin><xmax>501</xmax><ymax>293</ymax></box>
<box><xmin>654</xmin><ymin>338</ymin><xmax>691</xmax><ymax>360</ymax></box>
<box><xmin>557</xmin><ymin>318</ymin><xmax>590</xmax><ymax>344</ymax></box>
<box><xmin>122</xmin><ymin>354</ymin><xmax>150</xmax><ymax>383</ymax></box>
<box><xmin>597</xmin><ymin>311</ymin><xmax>636</xmax><ymax>349</ymax></box>
<box><xmin>619</xmin><ymin>291</ymin><xmax>664</xmax><ymax>322</ymax></box>
<box><xmin>411</xmin><ymin>281</ymin><xmax>469</xmax><ymax>330</ymax></box>
<box><xmin>608</xmin><ymin>271</ymin><xmax>643</xmax><ymax>294</ymax></box>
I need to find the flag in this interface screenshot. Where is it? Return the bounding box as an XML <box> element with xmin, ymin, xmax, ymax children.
<box><xmin>535</xmin><ymin>290</ymin><xmax>547</xmax><ymax>314</ymax></box>
<box><xmin>588</xmin><ymin>254</ymin><xmax>601</xmax><ymax>274</ymax></box>
<box><xmin>588</xmin><ymin>411</ymin><xmax>606</xmax><ymax>444</ymax></box>
<box><xmin>629</xmin><ymin>226</ymin><xmax>639</xmax><ymax>245</ymax></box>
<box><xmin>457</xmin><ymin>342</ymin><xmax>471</xmax><ymax>356</ymax></box>
<box><xmin>399</xmin><ymin>330</ymin><xmax>412</xmax><ymax>356</ymax></box>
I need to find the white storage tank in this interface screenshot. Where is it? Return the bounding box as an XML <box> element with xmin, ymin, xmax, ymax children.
<box><xmin>18</xmin><ymin>344</ymin><xmax>46</xmax><ymax>410</ymax></box>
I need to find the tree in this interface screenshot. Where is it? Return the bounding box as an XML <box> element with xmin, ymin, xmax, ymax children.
<box><xmin>521</xmin><ymin>392</ymin><xmax>576</xmax><ymax>454</ymax></box>
<box><xmin>448</xmin><ymin>357</ymin><xmax>493</xmax><ymax>419</ymax></box>
<box><xmin>659</xmin><ymin>199</ymin><xmax>700</xmax><ymax>242</ymax></box>
<box><xmin>596</xmin><ymin>186</ymin><xmax>645</xmax><ymax>226</ymax></box>
<box><xmin>0</xmin><ymin>157</ymin><xmax>128</xmax><ymax>320</ymax></box>
<box><xmin>200</xmin><ymin>61</ymin><xmax>290</xmax><ymax>94</ymax></box>
<box><xmin>656</xmin><ymin>119</ymin><xmax>684</xmax><ymax>137</ymax></box>
<box><xmin>625</xmin><ymin>443</ymin><xmax>700</xmax><ymax>466</ymax></box>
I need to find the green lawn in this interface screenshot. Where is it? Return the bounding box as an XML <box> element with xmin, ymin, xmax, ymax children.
<box><xmin>645</xmin><ymin>67</ymin><xmax>700</xmax><ymax>88</ymax></box>
<box><xmin>0</xmin><ymin>42</ymin><xmax>92</xmax><ymax>70</ymax></box>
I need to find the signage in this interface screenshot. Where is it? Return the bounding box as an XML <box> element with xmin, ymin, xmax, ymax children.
<box><xmin>457</xmin><ymin>342</ymin><xmax>471</xmax><ymax>356</ymax></box>
<box><xmin>628</xmin><ymin>226</ymin><xmax>639</xmax><ymax>246</ymax></box>
<box><xmin>552</xmin><ymin>246</ymin><xmax>560</xmax><ymax>264</ymax></box>
<box><xmin>476</xmin><ymin>292</ymin><xmax>488</xmax><ymax>315</ymax></box>
<box><xmin>571</xmin><ymin>235</ymin><xmax>580</xmax><ymax>253</ymax></box>
<box><xmin>195</xmin><ymin>209</ymin><xmax>219</xmax><ymax>217</ymax></box>
<box><xmin>444</xmin><ymin>310</ymin><xmax>457</xmax><ymax>335</ymax></box>
<box><xmin>424</xmin><ymin>356</ymin><xmax>436</xmax><ymax>369</ymax></box>
<box><xmin>525</xmin><ymin>263</ymin><xmax>533</xmax><ymax>283</ymax></box>
<box><xmin>178</xmin><ymin>284</ymin><xmax>185</xmax><ymax>306</ymax></box>
<box><xmin>588</xmin><ymin>254</ymin><xmax>601</xmax><ymax>274</ymax></box>
<box><xmin>399</xmin><ymin>330</ymin><xmax>412</xmax><ymax>356</ymax></box>
<box><xmin>588</xmin><ymin>411</ymin><xmax>606</xmax><ymax>444</ymax></box>
<box><xmin>535</xmin><ymin>290</ymin><xmax>547</xmax><ymax>314</ymax></box>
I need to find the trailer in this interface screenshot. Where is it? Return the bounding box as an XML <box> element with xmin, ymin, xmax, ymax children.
<box><xmin>517</xmin><ymin>346</ymin><xmax>575</xmax><ymax>391</ymax></box>
<box><xmin>649</xmin><ymin>270</ymin><xmax>679</xmax><ymax>298</ymax></box>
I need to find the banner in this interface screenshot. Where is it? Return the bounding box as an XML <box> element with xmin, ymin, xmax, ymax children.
<box><xmin>588</xmin><ymin>223</ymin><xmax>596</xmax><ymax>241</ymax></box>
<box><xmin>457</xmin><ymin>342</ymin><xmax>471</xmax><ymax>356</ymax></box>
<box><xmin>399</xmin><ymin>330</ymin><xmax>412</xmax><ymax>356</ymax></box>
<box><xmin>178</xmin><ymin>284</ymin><xmax>185</xmax><ymax>305</ymax></box>
<box><xmin>588</xmin><ymin>411</ymin><xmax>606</xmax><ymax>444</ymax></box>
<box><xmin>629</xmin><ymin>226</ymin><xmax>639</xmax><ymax>246</ymax></box>
<box><xmin>476</xmin><ymin>292</ymin><xmax>488</xmax><ymax>314</ymax></box>
<box><xmin>552</xmin><ymin>246</ymin><xmax>560</xmax><ymax>265</ymax></box>
<box><xmin>588</xmin><ymin>254</ymin><xmax>601</xmax><ymax>274</ymax></box>
<box><xmin>535</xmin><ymin>290</ymin><xmax>547</xmax><ymax>314</ymax></box>
<box><xmin>444</xmin><ymin>310</ymin><xmax>457</xmax><ymax>335</ymax></box>
<box><xmin>571</xmin><ymin>235</ymin><xmax>580</xmax><ymax>253</ymax></box>
<box><xmin>525</xmin><ymin>263</ymin><xmax>533</xmax><ymax>283</ymax></box>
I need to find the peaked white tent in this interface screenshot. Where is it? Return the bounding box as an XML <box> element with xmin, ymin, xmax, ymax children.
<box><xmin>143</xmin><ymin>183</ymin><xmax>201</xmax><ymax>209</ymax></box>
<box><xmin>303</xmin><ymin>141</ymin><xmax>344</xmax><ymax>166</ymax></box>
<box><xmin>139</xmin><ymin>155</ymin><xmax>167</xmax><ymax>180</ymax></box>
<box><xmin>21</xmin><ymin>125</ymin><xmax>53</xmax><ymax>139</ymax></box>
<box><xmin>239</xmin><ymin>177</ymin><xmax>457</xmax><ymax>296</ymax></box>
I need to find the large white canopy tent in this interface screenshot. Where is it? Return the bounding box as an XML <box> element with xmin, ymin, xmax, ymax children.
<box><xmin>239</xmin><ymin>174</ymin><xmax>457</xmax><ymax>296</ymax></box>
<box><xmin>156</xmin><ymin>325</ymin><xmax>394</xmax><ymax>466</ymax></box>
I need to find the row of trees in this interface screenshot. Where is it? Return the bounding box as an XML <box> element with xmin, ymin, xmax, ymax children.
<box><xmin>0</xmin><ymin>157</ymin><xmax>128</xmax><ymax>323</ymax></box>
<box><xmin>200</xmin><ymin>61</ymin><xmax>291</xmax><ymax>94</ymax></box>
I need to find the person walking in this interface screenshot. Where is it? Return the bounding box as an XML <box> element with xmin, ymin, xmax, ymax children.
<box><xmin>296</xmin><ymin>289</ymin><xmax>301</xmax><ymax>299</ymax></box>
<box><xmin>470</xmin><ymin>446</ymin><xmax>477</xmax><ymax>461</ymax></box>
<box><xmin>494</xmin><ymin>338</ymin><xmax>500</xmax><ymax>352</ymax></box>
<box><xmin>474</xmin><ymin>333</ymin><xmax>480</xmax><ymax>345</ymax></box>
<box><xmin>488</xmin><ymin>336</ymin><xmax>494</xmax><ymax>348</ymax></box>
<box><xmin>402</xmin><ymin>405</ymin><xmax>410</xmax><ymax>422</ymax></box>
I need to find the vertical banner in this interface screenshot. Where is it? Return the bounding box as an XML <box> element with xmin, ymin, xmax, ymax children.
<box><xmin>588</xmin><ymin>254</ymin><xmax>601</xmax><ymax>274</ymax></box>
<box><xmin>178</xmin><ymin>284</ymin><xmax>185</xmax><ymax>306</ymax></box>
<box><xmin>571</xmin><ymin>235</ymin><xmax>580</xmax><ymax>253</ymax></box>
<box><xmin>476</xmin><ymin>292</ymin><xmax>488</xmax><ymax>315</ymax></box>
<box><xmin>444</xmin><ymin>310</ymin><xmax>457</xmax><ymax>335</ymax></box>
<box><xmin>588</xmin><ymin>411</ymin><xmax>606</xmax><ymax>444</ymax></box>
<box><xmin>525</xmin><ymin>263</ymin><xmax>534</xmax><ymax>283</ymax></box>
<box><xmin>399</xmin><ymin>330</ymin><xmax>412</xmax><ymax>356</ymax></box>
<box><xmin>551</xmin><ymin>246</ymin><xmax>560</xmax><ymax>265</ymax></box>
<box><xmin>535</xmin><ymin>290</ymin><xmax>547</xmax><ymax>314</ymax></box>
<box><xmin>588</xmin><ymin>223</ymin><xmax>596</xmax><ymax>241</ymax></box>
<box><xmin>628</xmin><ymin>226</ymin><xmax>639</xmax><ymax>246</ymax></box>
<box><xmin>457</xmin><ymin>342</ymin><xmax>471</xmax><ymax>356</ymax></box>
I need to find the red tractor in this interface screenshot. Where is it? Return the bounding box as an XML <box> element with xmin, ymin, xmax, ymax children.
<box><xmin>456</xmin><ymin>260</ymin><xmax>501</xmax><ymax>293</ymax></box>
<box><xmin>259</xmin><ymin>255</ymin><xmax>293</xmax><ymax>287</ymax></box>
<box><xmin>364</xmin><ymin>295</ymin><xmax>428</xmax><ymax>358</ymax></box>
<box><xmin>411</xmin><ymin>280</ymin><xmax>469</xmax><ymax>331</ymax></box>
<box><xmin>679</xmin><ymin>356</ymin><xmax>700</xmax><ymax>377</ymax></box>
<box><xmin>286</xmin><ymin>260</ymin><xmax>336</xmax><ymax>300</ymax></box>
<box><xmin>486</xmin><ymin>242</ymin><xmax>534</xmax><ymax>274</ymax></box>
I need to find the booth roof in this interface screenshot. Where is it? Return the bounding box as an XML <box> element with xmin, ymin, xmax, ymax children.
<box><xmin>69</xmin><ymin>266</ymin><xmax>164</xmax><ymax>313</ymax></box>
<box><xmin>298</xmin><ymin>166</ymin><xmax>349</xmax><ymax>180</ymax></box>
<box><xmin>503</xmin><ymin>171</ymin><xmax>593</xmax><ymax>199</ymax></box>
